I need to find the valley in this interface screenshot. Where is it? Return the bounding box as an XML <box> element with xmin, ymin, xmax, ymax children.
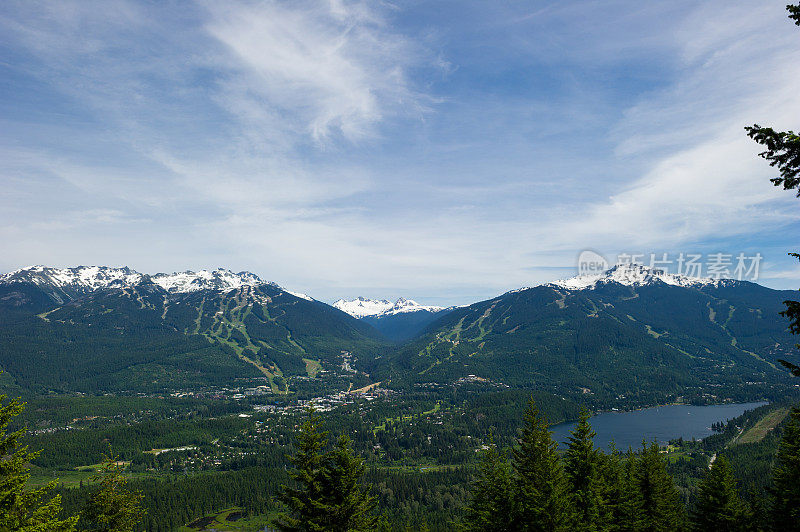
<box><xmin>1</xmin><ymin>263</ymin><xmax>799</xmax><ymax>530</ymax></box>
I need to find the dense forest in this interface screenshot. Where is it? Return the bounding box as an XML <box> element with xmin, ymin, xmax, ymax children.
<box><xmin>3</xmin><ymin>394</ymin><xmax>797</xmax><ymax>531</ymax></box>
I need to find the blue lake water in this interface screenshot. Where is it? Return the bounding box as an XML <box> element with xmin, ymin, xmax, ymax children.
<box><xmin>550</xmin><ymin>402</ymin><xmax>767</xmax><ymax>450</ymax></box>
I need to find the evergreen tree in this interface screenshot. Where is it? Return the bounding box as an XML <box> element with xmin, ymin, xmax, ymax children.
<box><xmin>746</xmin><ymin>2</ymin><xmax>800</xmax><ymax>378</ymax></box>
<box><xmin>790</xmin><ymin>3</ymin><xmax>800</xmax><ymax>25</ymax></box>
<box><xmin>594</xmin><ymin>450</ymin><xmax>625</xmax><ymax>532</ymax></box>
<box><xmin>462</xmin><ymin>439</ymin><xmax>515</xmax><ymax>531</ymax></box>
<box><xmin>318</xmin><ymin>435</ymin><xmax>377</xmax><ymax>532</ymax></box>
<box><xmin>0</xmin><ymin>392</ymin><xmax>78</xmax><ymax>532</ymax></box>
<box><xmin>744</xmin><ymin>490</ymin><xmax>768</xmax><ymax>532</ymax></box>
<box><xmin>275</xmin><ymin>408</ymin><xmax>329</xmax><ymax>532</ymax></box>
<box><xmin>82</xmin><ymin>452</ymin><xmax>146</xmax><ymax>532</ymax></box>
<box><xmin>636</xmin><ymin>442</ymin><xmax>686</xmax><ymax>532</ymax></box>
<box><xmin>609</xmin><ymin>448</ymin><xmax>645</xmax><ymax>532</ymax></box>
<box><xmin>770</xmin><ymin>407</ymin><xmax>800</xmax><ymax>531</ymax></box>
<box><xmin>690</xmin><ymin>455</ymin><xmax>746</xmax><ymax>532</ymax></box>
<box><xmin>275</xmin><ymin>409</ymin><xmax>380</xmax><ymax>531</ymax></box>
<box><xmin>564</xmin><ymin>408</ymin><xmax>602</xmax><ymax>531</ymax></box>
<box><xmin>511</xmin><ymin>399</ymin><xmax>573</xmax><ymax>531</ymax></box>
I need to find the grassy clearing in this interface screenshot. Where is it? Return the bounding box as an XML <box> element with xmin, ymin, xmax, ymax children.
<box><xmin>303</xmin><ymin>358</ymin><xmax>322</xmax><ymax>378</ymax></box>
<box><xmin>373</xmin><ymin>402</ymin><xmax>442</xmax><ymax>434</ymax></box>
<box><xmin>739</xmin><ymin>407</ymin><xmax>789</xmax><ymax>444</ymax></box>
<box><xmin>376</xmin><ymin>463</ymin><xmax>460</xmax><ymax>473</ymax></box>
<box><xmin>645</xmin><ymin>325</ymin><xmax>663</xmax><ymax>338</ymax></box>
<box><xmin>663</xmin><ymin>451</ymin><xmax>689</xmax><ymax>464</ymax></box>
<box><xmin>27</xmin><ymin>464</ymin><xmax>152</xmax><ymax>488</ymax></box>
<box><xmin>351</xmin><ymin>381</ymin><xmax>382</xmax><ymax>394</ymax></box>
<box><xmin>177</xmin><ymin>507</ymin><xmax>276</xmax><ymax>531</ymax></box>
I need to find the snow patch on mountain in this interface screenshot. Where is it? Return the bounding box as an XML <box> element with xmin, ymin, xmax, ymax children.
<box><xmin>547</xmin><ymin>263</ymin><xmax>730</xmax><ymax>291</ymax></box>
<box><xmin>151</xmin><ymin>269</ymin><xmax>271</xmax><ymax>293</ymax></box>
<box><xmin>286</xmin><ymin>290</ymin><xmax>313</xmax><ymax>301</ymax></box>
<box><xmin>0</xmin><ymin>265</ymin><xmax>145</xmax><ymax>292</ymax></box>
<box><xmin>333</xmin><ymin>297</ymin><xmax>444</xmax><ymax>318</ymax></box>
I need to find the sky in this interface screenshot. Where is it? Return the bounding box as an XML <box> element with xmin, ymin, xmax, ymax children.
<box><xmin>1</xmin><ymin>0</ymin><xmax>799</xmax><ymax>306</ymax></box>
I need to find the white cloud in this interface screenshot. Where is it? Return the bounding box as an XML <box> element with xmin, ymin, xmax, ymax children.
<box><xmin>2</xmin><ymin>0</ymin><xmax>800</xmax><ymax>304</ymax></box>
<box><xmin>203</xmin><ymin>0</ymin><xmax>426</xmax><ymax>143</ymax></box>
<box><xmin>563</xmin><ymin>1</ymin><xmax>800</xmax><ymax>251</ymax></box>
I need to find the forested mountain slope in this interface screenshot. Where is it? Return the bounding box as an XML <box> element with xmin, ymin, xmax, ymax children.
<box><xmin>382</xmin><ymin>265</ymin><xmax>796</xmax><ymax>403</ymax></box>
<box><xmin>0</xmin><ymin>267</ymin><xmax>387</xmax><ymax>394</ymax></box>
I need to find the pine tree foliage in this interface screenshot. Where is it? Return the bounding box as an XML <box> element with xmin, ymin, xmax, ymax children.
<box><xmin>83</xmin><ymin>453</ymin><xmax>146</xmax><ymax>532</ymax></box>
<box><xmin>511</xmin><ymin>399</ymin><xmax>574</xmax><ymax>532</ymax></box>
<box><xmin>770</xmin><ymin>407</ymin><xmax>800</xmax><ymax>530</ymax></box>
<box><xmin>614</xmin><ymin>449</ymin><xmax>646</xmax><ymax>532</ymax></box>
<box><xmin>788</xmin><ymin>3</ymin><xmax>800</xmax><ymax>25</ymax></box>
<box><xmin>746</xmin><ymin>7</ymin><xmax>800</xmax><ymax>525</ymax></box>
<box><xmin>275</xmin><ymin>409</ymin><xmax>329</xmax><ymax>532</ymax></box>
<box><xmin>745</xmin><ymin>125</ymin><xmax>800</xmax><ymax>196</ymax></box>
<box><xmin>318</xmin><ymin>435</ymin><xmax>378</xmax><ymax>532</ymax></box>
<box><xmin>462</xmin><ymin>439</ymin><xmax>514</xmax><ymax>531</ymax></box>
<box><xmin>564</xmin><ymin>408</ymin><xmax>602</xmax><ymax>531</ymax></box>
<box><xmin>690</xmin><ymin>455</ymin><xmax>746</xmax><ymax>532</ymax></box>
<box><xmin>635</xmin><ymin>442</ymin><xmax>687</xmax><ymax>532</ymax></box>
<box><xmin>747</xmin><ymin>3</ymin><xmax>800</xmax><ymax>378</ymax></box>
<box><xmin>0</xmin><ymin>393</ymin><xmax>78</xmax><ymax>532</ymax></box>
<box><xmin>275</xmin><ymin>409</ymin><xmax>379</xmax><ymax>532</ymax></box>
<box><xmin>461</xmin><ymin>403</ymin><xmax>696</xmax><ymax>532</ymax></box>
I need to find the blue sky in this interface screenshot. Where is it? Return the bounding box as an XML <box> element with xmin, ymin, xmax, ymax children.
<box><xmin>1</xmin><ymin>0</ymin><xmax>799</xmax><ymax>305</ymax></box>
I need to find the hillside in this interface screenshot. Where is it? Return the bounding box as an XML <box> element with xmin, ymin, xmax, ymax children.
<box><xmin>0</xmin><ymin>267</ymin><xmax>387</xmax><ymax>394</ymax></box>
<box><xmin>381</xmin><ymin>265</ymin><xmax>796</xmax><ymax>404</ymax></box>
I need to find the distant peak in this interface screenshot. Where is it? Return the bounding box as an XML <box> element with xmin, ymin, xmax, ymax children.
<box><xmin>333</xmin><ymin>297</ymin><xmax>444</xmax><ymax>318</ymax></box>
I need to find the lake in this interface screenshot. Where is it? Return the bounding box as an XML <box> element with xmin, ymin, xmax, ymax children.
<box><xmin>550</xmin><ymin>402</ymin><xmax>767</xmax><ymax>450</ymax></box>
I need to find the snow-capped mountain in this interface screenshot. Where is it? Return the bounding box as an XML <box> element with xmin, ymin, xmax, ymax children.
<box><xmin>532</xmin><ymin>263</ymin><xmax>733</xmax><ymax>292</ymax></box>
<box><xmin>0</xmin><ymin>267</ymin><xmax>381</xmax><ymax>394</ymax></box>
<box><xmin>391</xmin><ymin>261</ymin><xmax>796</xmax><ymax>397</ymax></box>
<box><xmin>332</xmin><ymin>297</ymin><xmax>393</xmax><ymax>318</ymax></box>
<box><xmin>150</xmin><ymin>269</ymin><xmax>273</xmax><ymax>293</ymax></box>
<box><xmin>0</xmin><ymin>265</ymin><xmax>279</xmax><ymax>296</ymax></box>
<box><xmin>332</xmin><ymin>297</ymin><xmax>451</xmax><ymax>342</ymax></box>
<box><xmin>333</xmin><ymin>297</ymin><xmax>444</xmax><ymax>318</ymax></box>
<box><xmin>0</xmin><ymin>265</ymin><xmax>145</xmax><ymax>292</ymax></box>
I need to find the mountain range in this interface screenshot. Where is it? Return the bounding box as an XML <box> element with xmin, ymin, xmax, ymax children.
<box><xmin>0</xmin><ymin>263</ymin><xmax>796</xmax><ymax>404</ymax></box>
<box><xmin>0</xmin><ymin>265</ymin><xmax>286</xmax><ymax>300</ymax></box>
<box><xmin>0</xmin><ymin>266</ymin><xmax>383</xmax><ymax>394</ymax></box>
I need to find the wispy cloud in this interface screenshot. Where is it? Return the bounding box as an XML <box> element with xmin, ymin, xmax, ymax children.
<box><xmin>204</xmin><ymin>0</ymin><xmax>427</xmax><ymax>143</ymax></box>
<box><xmin>567</xmin><ymin>1</ymin><xmax>800</xmax><ymax>249</ymax></box>
<box><xmin>1</xmin><ymin>0</ymin><xmax>799</xmax><ymax>304</ymax></box>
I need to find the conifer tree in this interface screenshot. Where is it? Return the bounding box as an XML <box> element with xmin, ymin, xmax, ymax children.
<box><xmin>0</xmin><ymin>393</ymin><xmax>78</xmax><ymax>532</ymax></box>
<box><xmin>462</xmin><ymin>439</ymin><xmax>515</xmax><ymax>531</ymax></box>
<box><xmin>690</xmin><ymin>455</ymin><xmax>746</xmax><ymax>532</ymax></box>
<box><xmin>594</xmin><ymin>450</ymin><xmax>623</xmax><ymax>532</ymax></box>
<box><xmin>511</xmin><ymin>399</ymin><xmax>573</xmax><ymax>531</ymax></box>
<box><xmin>564</xmin><ymin>408</ymin><xmax>602</xmax><ymax>531</ymax></box>
<box><xmin>275</xmin><ymin>408</ymin><xmax>329</xmax><ymax>532</ymax></box>
<box><xmin>635</xmin><ymin>442</ymin><xmax>686</xmax><ymax>532</ymax></box>
<box><xmin>745</xmin><ymin>490</ymin><xmax>768</xmax><ymax>532</ymax></box>
<box><xmin>770</xmin><ymin>407</ymin><xmax>800</xmax><ymax>531</ymax></box>
<box><xmin>275</xmin><ymin>409</ymin><xmax>380</xmax><ymax>532</ymax></box>
<box><xmin>609</xmin><ymin>448</ymin><xmax>646</xmax><ymax>532</ymax></box>
<box><xmin>318</xmin><ymin>435</ymin><xmax>377</xmax><ymax>532</ymax></box>
<box><xmin>746</xmin><ymin>2</ymin><xmax>800</xmax><ymax>378</ymax></box>
<box><xmin>83</xmin><ymin>452</ymin><xmax>146</xmax><ymax>532</ymax></box>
